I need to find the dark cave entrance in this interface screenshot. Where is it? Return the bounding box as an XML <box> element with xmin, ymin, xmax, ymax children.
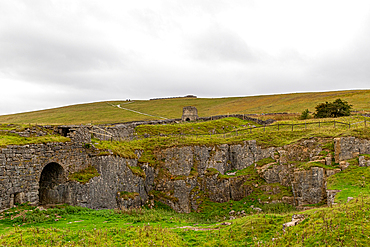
<box><xmin>38</xmin><ymin>162</ymin><xmax>68</xmax><ymax>205</ymax></box>
<box><xmin>185</xmin><ymin>118</ymin><xmax>190</xmax><ymax>122</ymax></box>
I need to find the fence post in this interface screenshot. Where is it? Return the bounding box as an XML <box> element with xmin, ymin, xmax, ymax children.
<box><xmin>278</xmin><ymin>123</ymin><xmax>279</xmax><ymax>131</ymax></box>
<box><xmin>292</xmin><ymin>123</ymin><xmax>293</xmax><ymax>131</ymax></box>
<box><xmin>305</xmin><ymin>121</ymin><xmax>307</xmax><ymax>129</ymax></box>
<box><xmin>365</xmin><ymin>118</ymin><xmax>367</xmax><ymax>128</ymax></box>
<box><xmin>334</xmin><ymin>120</ymin><xmax>336</xmax><ymax>128</ymax></box>
<box><xmin>319</xmin><ymin>121</ymin><xmax>320</xmax><ymax>128</ymax></box>
<box><xmin>250</xmin><ymin>127</ymin><xmax>252</xmax><ymax>134</ymax></box>
<box><xmin>264</xmin><ymin>125</ymin><xmax>265</xmax><ymax>132</ymax></box>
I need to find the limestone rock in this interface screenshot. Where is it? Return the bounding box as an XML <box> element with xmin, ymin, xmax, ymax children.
<box><xmin>282</xmin><ymin>214</ymin><xmax>306</xmax><ymax>231</ymax></box>
<box><xmin>326</xmin><ymin>169</ymin><xmax>341</xmax><ymax>177</ymax></box>
<box><xmin>347</xmin><ymin>197</ymin><xmax>354</xmax><ymax>203</ymax></box>
<box><xmin>359</xmin><ymin>156</ymin><xmax>370</xmax><ymax>167</ymax></box>
<box><xmin>292</xmin><ymin>167</ymin><xmax>326</xmax><ymax>205</ymax></box>
<box><xmin>326</xmin><ymin>190</ymin><xmax>341</xmax><ymax>206</ymax></box>
<box><xmin>339</xmin><ymin>161</ymin><xmax>349</xmax><ymax>171</ymax></box>
<box><xmin>334</xmin><ymin>137</ymin><xmax>370</xmax><ymax>163</ymax></box>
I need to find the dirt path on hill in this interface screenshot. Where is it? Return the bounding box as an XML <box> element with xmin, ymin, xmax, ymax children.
<box><xmin>109</xmin><ymin>102</ymin><xmax>168</xmax><ymax>119</ymax></box>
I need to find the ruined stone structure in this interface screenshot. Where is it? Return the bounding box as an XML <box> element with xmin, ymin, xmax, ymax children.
<box><xmin>182</xmin><ymin>106</ymin><xmax>198</xmax><ymax>122</ymax></box>
<box><xmin>1</xmin><ymin>130</ymin><xmax>370</xmax><ymax>212</ymax></box>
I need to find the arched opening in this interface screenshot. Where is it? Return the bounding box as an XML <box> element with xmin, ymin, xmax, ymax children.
<box><xmin>186</xmin><ymin>118</ymin><xmax>190</xmax><ymax>122</ymax></box>
<box><xmin>39</xmin><ymin>162</ymin><xmax>67</xmax><ymax>205</ymax></box>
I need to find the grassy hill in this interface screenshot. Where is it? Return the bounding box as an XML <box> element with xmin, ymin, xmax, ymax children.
<box><xmin>0</xmin><ymin>89</ymin><xmax>369</xmax><ymax>125</ymax></box>
<box><xmin>1</xmin><ymin>90</ymin><xmax>370</xmax><ymax>246</ymax></box>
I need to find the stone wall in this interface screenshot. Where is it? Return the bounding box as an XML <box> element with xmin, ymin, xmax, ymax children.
<box><xmin>64</xmin><ymin>156</ymin><xmax>153</xmax><ymax>209</ymax></box>
<box><xmin>0</xmin><ymin>142</ymin><xmax>153</xmax><ymax>211</ymax></box>
<box><xmin>0</xmin><ymin>142</ymin><xmax>93</xmax><ymax>210</ymax></box>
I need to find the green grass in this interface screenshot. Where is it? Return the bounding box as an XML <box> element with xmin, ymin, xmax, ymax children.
<box><xmin>1</xmin><ymin>197</ymin><xmax>370</xmax><ymax>246</ymax></box>
<box><xmin>135</xmin><ymin>117</ymin><xmax>259</xmax><ymax>136</ymax></box>
<box><xmin>128</xmin><ymin>165</ymin><xmax>146</xmax><ymax>178</ymax></box>
<box><xmin>297</xmin><ymin>161</ymin><xmax>339</xmax><ymax>170</ymax></box>
<box><xmin>255</xmin><ymin>157</ymin><xmax>276</xmax><ymax>167</ymax></box>
<box><xmin>0</xmin><ymin>132</ymin><xmax>70</xmax><ymax>147</ymax></box>
<box><xmin>327</xmin><ymin>166</ymin><xmax>370</xmax><ymax>203</ymax></box>
<box><xmin>68</xmin><ymin>166</ymin><xmax>100</xmax><ymax>184</ymax></box>
<box><xmin>1</xmin><ymin>89</ymin><xmax>370</xmax><ymax>125</ymax></box>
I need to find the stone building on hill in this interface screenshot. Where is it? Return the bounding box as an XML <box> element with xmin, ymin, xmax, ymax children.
<box><xmin>182</xmin><ymin>106</ymin><xmax>198</xmax><ymax>121</ymax></box>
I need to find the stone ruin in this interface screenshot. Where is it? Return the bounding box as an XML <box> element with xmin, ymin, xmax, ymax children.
<box><xmin>182</xmin><ymin>106</ymin><xmax>198</xmax><ymax>122</ymax></box>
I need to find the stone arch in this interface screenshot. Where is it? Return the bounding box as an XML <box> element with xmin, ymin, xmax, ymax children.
<box><xmin>38</xmin><ymin>162</ymin><xmax>68</xmax><ymax>205</ymax></box>
<box><xmin>185</xmin><ymin>118</ymin><xmax>190</xmax><ymax>122</ymax></box>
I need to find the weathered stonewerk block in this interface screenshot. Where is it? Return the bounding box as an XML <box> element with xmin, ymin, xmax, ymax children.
<box><xmin>334</xmin><ymin>137</ymin><xmax>370</xmax><ymax>163</ymax></box>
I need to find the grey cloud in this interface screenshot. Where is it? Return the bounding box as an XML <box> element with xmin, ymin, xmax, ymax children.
<box><xmin>189</xmin><ymin>25</ymin><xmax>256</xmax><ymax>64</ymax></box>
<box><xmin>0</xmin><ymin>28</ymin><xmax>128</xmax><ymax>88</ymax></box>
<box><xmin>310</xmin><ymin>22</ymin><xmax>370</xmax><ymax>88</ymax></box>
<box><xmin>130</xmin><ymin>8</ymin><xmax>181</xmax><ymax>38</ymax></box>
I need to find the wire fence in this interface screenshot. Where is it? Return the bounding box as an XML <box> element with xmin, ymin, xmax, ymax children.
<box><xmin>92</xmin><ymin>117</ymin><xmax>370</xmax><ymax>142</ymax></box>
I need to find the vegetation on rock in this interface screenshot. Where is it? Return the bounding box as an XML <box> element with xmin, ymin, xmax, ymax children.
<box><xmin>118</xmin><ymin>191</ymin><xmax>140</xmax><ymax>200</ymax></box>
<box><xmin>68</xmin><ymin>165</ymin><xmax>100</xmax><ymax>184</ymax></box>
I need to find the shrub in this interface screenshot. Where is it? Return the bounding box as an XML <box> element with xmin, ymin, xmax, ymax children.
<box><xmin>299</xmin><ymin>109</ymin><xmax>310</xmax><ymax>120</ymax></box>
<box><xmin>314</xmin><ymin>98</ymin><xmax>352</xmax><ymax>118</ymax></box>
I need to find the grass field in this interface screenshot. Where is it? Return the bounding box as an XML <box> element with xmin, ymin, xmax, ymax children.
<box><xmin>1</xmin><ymin>196</ymin><xmax>370</xmax><ymax>246</ymax></box>
<box><xmin>0</xmin><ymin>89</ymin><xmax>369</xmax><ymax>125</ymax></box>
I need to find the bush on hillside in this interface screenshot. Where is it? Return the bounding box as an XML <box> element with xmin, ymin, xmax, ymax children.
<box><xmin>299</xmin><ymin>109</ymin><xmax>310</xmax><ymax>120</ymax></box>
<box><xmin>314</xmin><ymin>98</ymin><xmax>352</xmax><ymax>118</ymax></box>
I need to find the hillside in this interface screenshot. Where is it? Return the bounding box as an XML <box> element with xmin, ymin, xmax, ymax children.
<box><xmin>0</xmin><ymin>89</ymin><xmax>369</xmax><ymax>125</ymax></box>
<box><xmin>1</xmin><ymin>90</ymin><xmax>370</xmax><ymax>246</ymax></box>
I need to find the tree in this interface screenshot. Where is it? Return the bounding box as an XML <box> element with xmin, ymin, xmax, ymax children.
<box><xmin>299</xmin><ymin>109</ymin><xmax>310</xmax><ymax>120</ymax></box>
<box><xmin>314</xmin><ymin>99</ymin><xmax>352</xmax><ymax>118</ymax></box>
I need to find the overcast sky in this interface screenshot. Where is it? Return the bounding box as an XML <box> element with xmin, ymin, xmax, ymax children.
<box><xmin>0</xmin><ymin>0</ymin><xmax>369</xmax><ymax>115</ymax></box>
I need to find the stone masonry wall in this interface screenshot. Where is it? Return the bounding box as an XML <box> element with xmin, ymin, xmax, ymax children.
<box><xmin>0</xmin><ymin>142</ymin><xmax>93</xmax><ymax>210</ymax></box>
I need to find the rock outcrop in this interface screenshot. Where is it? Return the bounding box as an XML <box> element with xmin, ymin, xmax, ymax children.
<box><xmin>334</xmin><ymin>137</ymin><xmax>370</xmax><ymax>163</ymax></box>
<box><xmin>2</xmin><ymin>136</ymin><xmax>370</xmax><ymax>213</ymax></box>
